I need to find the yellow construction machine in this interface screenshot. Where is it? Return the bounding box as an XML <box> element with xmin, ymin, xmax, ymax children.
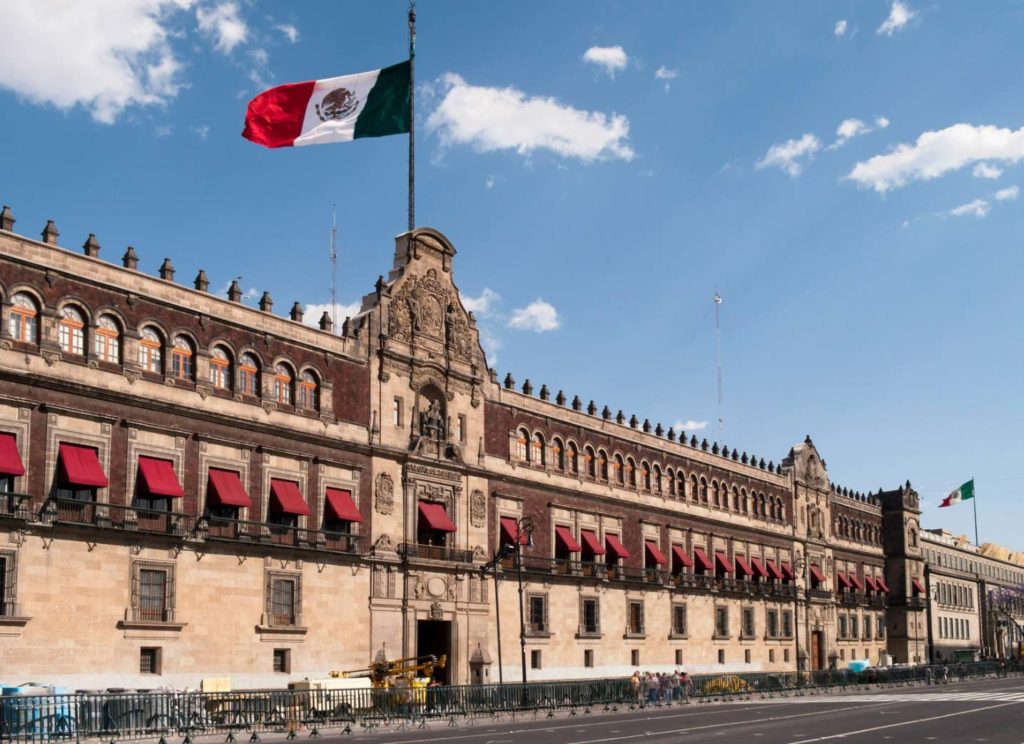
<box><xmin>330</xmin><ymin>653</ymin><xmax>447</xmax><ymax>690</ymax></box>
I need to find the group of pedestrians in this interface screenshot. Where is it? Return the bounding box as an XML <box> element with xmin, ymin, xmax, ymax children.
<box><xmin>629</xmin><ymin>670</ymin><xmax>693</xmax><ymax>704</ymax></box>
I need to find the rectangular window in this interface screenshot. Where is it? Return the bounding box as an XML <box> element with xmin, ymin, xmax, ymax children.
<box><xmin>528</xmin><ymin>594</ymin><xmax>548</xmax><ymax>634</ymax></box>
<box><xmin>851</xmin><ymin>615</ymin><xmax>859</xmax><ymax>640</ymax></box>
<box><xmin>628</xmin><ymin>601</ymin><xmax>645</xmax><ymax>635</ymax></box>
<box><xmin>784</xmin><ymin>649</ymin><xmax>790</xmax><ymax>663</ymax></box>
<box><xmin>584</xmin><ymin>649</ymin><xmax>594</xmax><ymax>668</ymax></box>
<box><xmin>769</xmin><ymin>649</ymin><xmax>775</xmax><ymax>663</ymax></box>
<box><xmin>267</xmin><ymin>574</ymin><xmax>301</xmax><ymax>627</ymax></box>
<box><xmin>0</xmin><ymin>552</ymin><xmax>15</xmax><ymax>616</ymax></box>
<box><xmin>457</xmin><ymin>415</ymin><xmax>466</xmax><ymax>443</ymax></box>
<box><xmin>139</xmin><ymin>568</ymin><xmax>168</xmax><ymax>622</ymax></box>
<box><xmin>718</xmin><ymin>649</ymin><xmax>725</xmax><ymax>664</ymax></box>
<box><xmin>273</xmin><ymin>648</ymin><xmax>291</xmax><ymax>673</ymax></box>
<box><xmin>742</xmin><ymin>607</ymin><xmax>755</xmax><ymax>638</ymax></box>
<box><xmin>392</xmin><ymin>397</ymin><xmax>403</xmax><ymax>427</ymax></box>
<box><xmin>714</xmin><ymin>606</ymin><xmax>729</xmax><ymax>638</ymax></box>
<box><xmin>531</xmin><ymin>649</ymin><xmax>542</xmax><ymax>669</ymax></box>
<box><xmin>675</xmin><ymin>649</ymin><xmax>683</xmax><ymax>666</ymax></box>
<box><xmin>783</xmin><ymin>610</ymin><xmax>793</xmax><ymax>638</ymax></box>
<box><xmin>140</xmin><ymin>647</ymin><xmax>162</xmax><ymax>675</ymax></box>
<box><xmin>631</xmin><ymin>649</ymin><xmax>640</xmax><ymax>667</ymax></box>
<box><xmin>767</xmin><ymin>610</ymin><xmax>779</xmax><ymax>638</ymax></box>
<box><xmin>672</xmin><ymin>603</ymin><xmax>688</xmax><ymax>636</ymax></box>
<box><xmin>745</xmin><ymin>649</ymin><xmax>751</xmax><ymax>664</ymax></box>
<box><xmin>580</xmin><ymin>597</ymin><xmax>600</xmax><ymax>635</ymax></box>
<box><xmin>839</xmin><ymin>614</ymin><xmax>848</xmax><ymax>639</ymax></box>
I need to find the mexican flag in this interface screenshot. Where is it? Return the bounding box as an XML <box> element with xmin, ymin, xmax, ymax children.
<box><xmin>939</xmin><ymin>479</ymin><xmax>975</xmax><ymax>508</ymax></box>
<box><xmin>242</xmin><ymin>61</ymin><xmax>410</xmax><ymax>148</ymax></box>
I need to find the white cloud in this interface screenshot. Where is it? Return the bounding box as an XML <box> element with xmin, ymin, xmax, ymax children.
<box><xmin>755</xmin><ymin>133</ymin><xmax>821</xmax><ymax>177</ymax></box>
<box><xmin>827</xmin><ymin>116</ymin><xmax>890</xmax><ymax>150</ymax></box>
<box><xmin>877</xmin><ymin>1</ymin><xmax>917</xmax><ymax>36</ymax></box>
<box><xmin>973</xmin><ymin>162</ymin><xmax>1003</xmax><ymax>179</ymax></box>
<box><xmin>876</xmin><ymin>116</ymin><xmax>891</xmax><ymax>129</ymax></box>
<box><xmin>462</xmin><ymin>288</ymin><xmax>500</xmax><ymax>316</ymax></box>
<box><xmin>0</xmin><ymin>0</ymin><xmax>188</xmax><ymax>124</ymax></box>
<box><xmin>276</xmin><ymin>23</ymin><xmax>299</xmax><ymax>43</ymax></box>
<box><xmin>995</xmin><ymin>185</ymin><xmax>1019</xmax><ymax>201</ymax></box>
<box><xmin>303</xmin><ymin>301</ymin><xmax>362</xmax><ymax>329</ymax></box>
<box><xmin>582</xmin><ymin>46</ymin><xmax>629</xmax><ymax>77</ymax></box>
<box><xmin>949</xmin><ymin>199</ymin><xmax>990</xmax><ymax>218</ymax></box>
<box><xmin>834</xmin><ymin>20</ymin><xmax>848</xmax><ymax>37</ymax></box>
<box><xmin>192</xmin><ymin>124</ymin><xmax>210</xmax><ymax>139</ymax></box>
<box><xmin>508</xmin><ymin>299</ymin><xmax>560</xmax><ymax>332</ymax></box>
<box><xmin>847</xmin><ymin>123</ymin><xmax>1024</xmax><ymax>193</ymax></box>
<box><xmin>426</xmin><ymin>73</ymin><xmax>634</xmax><ymax>163</ymax></box>
<box><xmin>196</xmin><ymin>1</ymin><xmax>247</xmax><ymax>54</ymax></box>
<box><xmin>674</xmin><ymin>420</ymin><xmax>709</xmax><ymax>432</ymax></box>
<box><xmin>484</xmin><ymin>175</ymin><xmax>496</xmax><ymax>190</ymax></box>
<box><xmin>155</xmin><ymin>125</ymin><xmax>173</xmax><ymax>137</ymax></box>
<box><xmin>655</xmin><ymin>65</ymin><xmax>678</xmax><ymax>91</ymax></box>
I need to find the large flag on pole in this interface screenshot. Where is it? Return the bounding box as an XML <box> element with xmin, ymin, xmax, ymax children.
<box><xmin>939</xmin><ymin>479</ymin><xmax>975</xmax><ymax>508</ymax></box>
<box><xmin>242</xmin><ymin>61</ymin><xmax>410</xmax><ymax>148</ymax></box>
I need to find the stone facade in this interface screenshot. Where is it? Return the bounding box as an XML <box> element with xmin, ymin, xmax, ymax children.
<box><xmin>0</xmin><ymin>215</ymin><xmax>937</xmax><ymax>688</ymax></box>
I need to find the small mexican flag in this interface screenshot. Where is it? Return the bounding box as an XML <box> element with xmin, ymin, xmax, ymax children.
<box><xmin>242</xmin><ymin>61</ymin><xmax>410</xmax><ymax>148</ymax></box>
<box><xmin>939</xmin><ymin>479</ymin><xmax>975</xmax><ymax>508</ymax></box>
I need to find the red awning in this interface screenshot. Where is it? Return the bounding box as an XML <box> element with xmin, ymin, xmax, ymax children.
<box><xmin>864</xmin><ymin>576</ymin><xmax>879</xmax><ymax>593</ymax></box>
<box><xmin>750</xmin><ymin>557</ymin><xmax>770</xmax><ymax>578</ymax></box>
<box><xmin>605</xmin><ymin>533</ymin><xmax>631</xmax><ymax>559</ymax></box>
<box><xmin>766</xmin><ymin>560</ymin><xmax>784</xmax><ymax>580</ymax></box>
<box><xmin>715</xmin><ymin>551</ymin><xmax>734</xmax><ymax>574</ymax></box>
<box><xmin>270</xmin><ymin>479</ymin><xmax>310</xmax><ymax>516</ymax></box>
<box><xmin>555</xmin><ymin>525</ymin><xmax>582</xmax><ymax>552</ymax></box>
<box><xmin>419</xmin><ymin>501</ymin><xmax>457</xmax><ymax>532</ymax></box>
<box><xmin>877</xmin><ymin>577</ymin><xmax>891</xmax><ymax>593</ymax></box>
<box><xmin>0</xmin><ymin>433</ymin><xmax>25</xmax><ymax>476</ymax></box>
<box><xmin>207</xmin><ymin>468</ymin><xmax>252</xmax><ymax>508</ymax></box>
<box><xmin>780</xmin><ymin>561</ymin><xmax>796</xmax><ymax>580</ymax></box>
<box><xmin>809</xmin><ymin>563</ymin><xmax>827</xmax><ymax>584</ymax></box>
<box><xmin>137</xmin><ymin>456</ymin><xmax>184</xmax><ymax>498</ymax></box>
<box><xmin>580</xmin><ymin>529</ymin><xmax>606</xmax><ymax>556</ymax></box>
<box><xmin>325</xmin><ymin>487</ymin><xmax>362</xmax><ymax>522</ymax></box>
<box><xmin>912</xmin><ymin>578</ymin><xmax>926</xmax><ymax>595</ymax></box>
<box><xmin>693</xmin><ymin>547</ymin><xmax>715</xmax><ymax>572</ymax></box>
<box><xmin>734</xmin><ymin>555</ymin><xmax>754</xmax><ymax>577</ymax></box>
<box><xmin>645</xmin><ymin>540</ymin><xmax>668</xmax><ymax>565</ymax></box>
<box><xmin>671</xmin><ymin>544</ymin><xmax>694</xmax><ymax>568</ymax></box>
<box><xmin>500</xmin><ymin>516</ymin><xmax>529</xmax><ymax>546</ymax></box>
<box><xmin>836</xmin><ymin>572</ymin><xmax>852</xmax><ymax>589</ymax></box>
<box><xmin>58</xmin><ymin>443</ymin><xmax>108</xmax><ymax>488</ymax></box>
<box><xmin>849</xmin><ymin>574</ymin><xmax>864</xmax><ymax>591</ymax></box>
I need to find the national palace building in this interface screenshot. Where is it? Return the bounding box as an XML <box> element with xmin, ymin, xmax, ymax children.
<box><xmin>0</xmin><ymin>205</ymin><xmax>1021</xmax><ymax>689</ymax></box>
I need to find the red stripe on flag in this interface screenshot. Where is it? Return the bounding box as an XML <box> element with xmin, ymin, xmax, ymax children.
<box><xmin>242</xmin><ymin>80</ymin><xmax>316</xmax><ymax>148</ymax></box>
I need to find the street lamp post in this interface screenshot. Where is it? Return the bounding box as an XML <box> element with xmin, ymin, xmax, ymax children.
<box><xmin>793</xmin><ymin>552</ymin><xmax>806</xmax><ymax>680</ymax></box>
<box><xmin>479</xmin><ymin>543</ymin><xmax>514</xmax><ymax>684</ymax></box>
<box><xmin>515</xmin><ymin>516</ymin><xmax>535</xmax><ymax>685</ymax></box>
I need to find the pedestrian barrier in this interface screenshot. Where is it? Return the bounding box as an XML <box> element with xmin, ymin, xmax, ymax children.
<box><xmin>0</xmin><ymin>661</ymin><xmax>1018</xmax><ymax>743</ymax></box>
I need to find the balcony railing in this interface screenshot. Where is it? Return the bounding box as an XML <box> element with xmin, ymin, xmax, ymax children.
<box><xmin>808</xmin><ymin>587</ymin><xmax>833</xmax><ymax>600</ymax></box>
<box><xmin>839</xmin><ymin>591</ymin><xmax>866</xmax><ymax>606</ymax></box>
<box><xmin>130</xmin><ymin>606</ymin><xmax>176</xmax><ymax>623</ymax></box>
<box><xmin>0</xmin><ymin>492</ymin><xmax>31</xmax><ymax>520</ymax></box>
<box><xmin>46</xmin><ymin>498</ymin><xmax>195</xmax><ymax>537</ymax></box>
<box><xmin>201</xmin><ymin>516</ymin><xmax>360</xmax><ymax>554</ymax></box>
<box><xmin>867</xmin><ymin>594</ymin><xmax>887</xmax><ymax>607</ymax></box>
<box><xmin>398</xmin><ymin>542</ymin><xmax>475</xmax><ymax>564</ymax></box>
<box><xmin>908</xmin><ymin>595</ymin><xmax>927</xmax><ymax>609</ymax></box>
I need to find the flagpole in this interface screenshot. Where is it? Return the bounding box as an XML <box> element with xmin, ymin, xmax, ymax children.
<box><xmin>408</xmin><ymin>0</ymin><xmax>416</xmax><ymax>233</ymax></box>
<box><xmin>972</xmin><ymin>476</ymin><xmax>979</xmax><ymax>547</ymax></box>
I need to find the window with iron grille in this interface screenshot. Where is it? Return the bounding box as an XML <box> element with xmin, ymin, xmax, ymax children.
<box><xmin>527</xmin><ymin>594</ymin><xmax>548</xmax><ymax>634</ymax></box>
<box><xmin>714</xmin><ymin>606</ymin><xmax>729</xmax><ymax>638</ymax></box>
<box><xmin>742</xmin><ymin>607</ymin><xmax>756</xmax><ymax>638</ymax></box>
<box><xmin>140</xmin><ymin>647</ymin><xmax>162</xmax><ymax>674</ymax></box>
<box><xmin>877</xmin><ymin>616</ymin><xmax>885</xmax><ymax>638</ymax></box>
<box><xmin>782</xmin><ymin>610</ymin><xmax>793</xmax><ymax>638</ymax></box>
<box><xmin>675</xmin><ymin>649</ymin><xmax>683</xmax><ymax>666</ymax></box>
<box><xmin>530</xmin><ymin>649</ymin><xmax>542</xmax><ymax>669</ymax></box>
<box><xmin>0</xmin><ymin>552</ymin><xmax>15</xmax><ymax>617</ymax></box>
<box><xmin>580</xmin><ymin>597</ymin><xmax>600</xmax><ymax>635</ymax></box>
<box><xmin>273</xmin><ymin>648</ymin><xmax>291</xmax><ymax>673</ymax></box>
<box><xmin>131</xmin><ymin>561</ymin><xmax>174</xmax><ymax>623</ymax></box>
<box><xmin>767</xmin><ymin>609</ymin><xmax>779</xmax><ymax>638</ymax></box>
<box><xmin>631</xmin><ymin>649</ymin><xmax>640</xmax><ymax>666</ymax></box>
<box><xmin>671</xmin><ymin>603</ymin><xmax>688</xmax><ymax>637</ymax></box>
<box><xmin>628</xmin><ymin>600</ymin><xmax>645</xmax><ymax>636</ymax></box>
<box><xmin>266</xmin><ymin>573</ymin><xmax>301</xmax><ymax>627</ymax></box>
<box><xmin>850</xmin><ymin>615</ymin><xmax>859</xmax><ymax>640</ymax></box>
<box><xmin>838</xmin><ymin>614</ymin><xmax>848</xmax><ymax>639</ymax></box>
<box><xmin>584</xmin><ymin>649</ymin><xmax>594</xmax><ymax>668</ymax></box>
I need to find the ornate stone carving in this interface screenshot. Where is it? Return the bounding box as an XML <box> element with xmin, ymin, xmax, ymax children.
<box><xmin>375</xmin><ymin>473</ymin><xmax>394</xmax><ymax>515</ymax></box>
<box><xmin>373</xmin><ymin>534</ymin><xmax>394</xmax><ymax>553</ymax></box>
<box><xmin>429</xmin><ymin>601</ymin><xmax>444</xmax><ymax>620</ymax></box>
<box><xmin>469</xmin><ymin>489</ymin><xmax>486</xmax><ymax>527</ymax></box>
<box><xmin>387</xmin><ymin>268</ymin><xmax>475</xmax><ymax>362</ymax></box>
<box><xmin>405</xmin><ymin>462</ymin><xmax>461</xmax><ymax>482</ymax></box>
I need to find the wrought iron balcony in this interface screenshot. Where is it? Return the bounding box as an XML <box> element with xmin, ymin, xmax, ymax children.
<box><xmin>0</xmin><ymin>492</ymin><xmax>31</xmax><ymax>521</ymax></box>
<box><xmin>807</xmin><ymin>588</ymin><xmax>833</xmax><ymax>601</ymax></box>
<box><xmin>46</xmin><ymin>498</ymin><xmax>195</xmax><ymax>537</ymax></box>
<box><xmin>907</xmin><ymin>596</ymin><xmax>927</xmax><ymax>609</ymax></box>
<box><xmin>200</xmin><ymin>515</ymin><xmax>360</xmax><ymax>554</ymax></box>
<box><xmin>867</xmin><ymin>594</ymin><xmax>887</xmax><ymax>607</ymax></box>
<box><xmin>839</xmin><ymin>591</ymin><xmax>866</xmax><ymax>606</ymax></box>
<box><xmin>398</xmin><ymin>542</ymin><xmax>475</xmax><ymax>564</ymax></box>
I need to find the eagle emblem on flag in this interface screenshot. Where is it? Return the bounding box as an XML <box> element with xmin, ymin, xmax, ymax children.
<box><xmin>316</xmin><ymin>88</ymin><xmax>358</xmax><ymax>122</ymax></box>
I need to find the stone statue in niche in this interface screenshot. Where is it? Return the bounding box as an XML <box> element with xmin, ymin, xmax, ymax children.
<box><xmin>420</xmin><ymin>399</ymin><xmax>445</xmax><ymax>441</ymax></box>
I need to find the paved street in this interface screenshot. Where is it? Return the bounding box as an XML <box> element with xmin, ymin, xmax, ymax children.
<box><xmin>320</xmin><ymin>676</ymin><xmax>1024</xmax><ymax>744</ymax></box>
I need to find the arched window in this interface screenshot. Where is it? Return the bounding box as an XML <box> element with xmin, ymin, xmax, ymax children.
<box><xmin>666</xmin><ymin>468</ymin><xmax>676</xmax><ymax>496</ymax></box>
<box><xmin>741</xmin><ymin>488</ymin><xmax>749</xmax><ymax>514</ymax></box>
<box><xmin>691</xmin><ymin>475</ymin><xmax>699</xmax><ymax>502</ymax></box>
<box><xmin>732</xmin><ymin>486</ymin><xmax>740</xmax><ymax>511</ymax></box>
<box><xmin>273</xmin><ymin>363</ymin><xmax>294</xmax><ymax>404</ymax></box>
<box><xmin>94</xmin><ymin>315</ymin><xmax>121</xmax><ymax>363</ymax></box>
<box><xmin>9</xmin><ymin>293</ymin><xmax>38</xmax><ymax>343</ymax></box>
<box><xmin>653</xmin><ymin>465</ymin><xmax>662</xmax><ymax>494</ymax></box>
<box><xmin>298</xmin><ymin>370</ymin><xmax>319</xmax><ymax>411</ymax></box>
<box><xmin>567</xmin><ymin>442</ymin><xmax>579</xmax><ymax>475</ymax></box>
<box><xmin>138</xmin><ymin>326</ymin><xmax>163</xmax><ymax>373</ymax></box>
<box><xmin>585</xmin><ymin>446</ymin><xmax>596</xmax><ymax>478</ymax></box>
<box><xmin>210</xmin><ymin>346</ymin><xmax>232</xmax><ymax>389</ymax></box>
<box><xmin>598</xmin><ymin>449</ymin><xmax>609</xmax><ymax>481</ymax></box>
<box><xmin>640</xmin><ymin>461</ymin><xmax>650</xmax><ymax>491</ymax></box>
<box><xmin>613</xmin><ymin>454</ymin><xmax>624</xmax><ymax>485</ymax></box>
<box><xmin>171</xmin><ymin>336</ymin><xmax>194</xmax><ymax>381</ymax></box>
<box><xmin>552</xmin><ymin>437</ymin><xmax>565</xmax><ymax>471</ymax></box>
<box><xmin>58</xmin><ymin>306</ymin><xmax>85</xmax><ymax>355</ymax></box>
<box><xmin>626</xmin><ymin>457</ymin><xmax>637</xmax><ymax>488</ymax></box>
<box><xmin>712</xmin><ymin>481</ymin><xmax>721</xmax><ymax>508</ymax></box>
<box><xmin>758</xmin><ymin>493</ymin><xmax>767</xmax><ymax>517</ymax></box>
<box><xmin>239</xmin><ymin>353</ymin><xmax>260</xmax><ymax>396</ymax></box>
<box><xmin>515</xmin><ymin>428</ymin><xmax>529</xmax><ymax>462</ymax></box>
<box><xmin>531</xmin><ymin>433</ymin><xmax>545</xmax><ymax>466</ymax></box>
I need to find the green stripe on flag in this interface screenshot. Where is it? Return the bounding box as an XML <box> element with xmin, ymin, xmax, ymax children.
<box><xmin>354</xmin><ymin>60</ymin><xmax>410</xmax><ymax>139</ymax></box>
<box><xmin>960</xmin><ymin>479</ymin><xmax>974</xmax><ymax>501</ymax></box>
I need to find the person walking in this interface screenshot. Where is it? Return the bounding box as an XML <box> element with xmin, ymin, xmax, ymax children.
<box><xmin>630</xmin><ymin>671</ymin><xmax>641</xmax><ymax>704</ymax></box>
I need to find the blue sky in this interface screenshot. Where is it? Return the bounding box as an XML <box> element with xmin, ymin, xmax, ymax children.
<box><xmin>2</xmin><ymin>1</ymin><xmax>1023</xmax><ymax>549</ymax></box>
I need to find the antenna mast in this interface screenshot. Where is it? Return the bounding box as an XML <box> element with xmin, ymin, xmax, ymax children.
<box><xmin>714</xmin><ymin>291</ymin><xmax>724</xmax><ymax>434</ymax></box>
<box><xmin>330</xmin><ymin>204</ymin><xmax>338</xmax><ymax>332</ymax></box>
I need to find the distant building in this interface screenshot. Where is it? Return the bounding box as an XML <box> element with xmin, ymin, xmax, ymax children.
<box><xmin>0</xmin><ymin>208</ymin><xmax>950</xmax><ymax>688</ymax></box>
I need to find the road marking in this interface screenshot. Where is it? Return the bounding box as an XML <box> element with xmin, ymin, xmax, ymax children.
<box><xmin>786</xmin><ymin>702</ymin><xmax>1019</xmax><ymax>744</ymax></box>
